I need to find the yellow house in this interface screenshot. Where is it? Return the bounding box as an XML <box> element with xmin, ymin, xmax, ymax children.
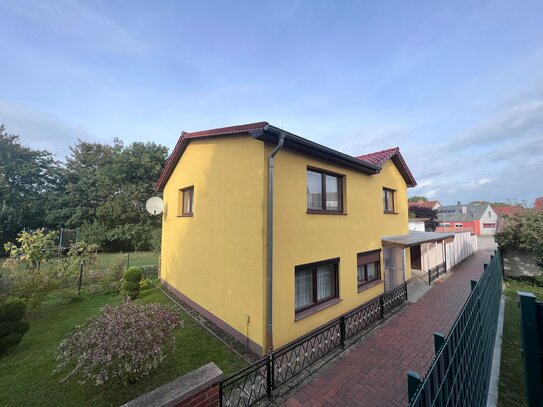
<box><xmin>155</xmin><ymin>122</ymin><xmax>420</xmax><ymax>355</ymax></box>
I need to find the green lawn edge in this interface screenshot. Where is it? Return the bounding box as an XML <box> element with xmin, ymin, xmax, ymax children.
<box><xmin>0</xmin><ymin>283</ymin><xmax>246</xmax><ymax>407</ymax></box>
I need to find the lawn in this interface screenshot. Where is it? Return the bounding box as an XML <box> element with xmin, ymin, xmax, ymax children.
<box><xmin>497</xmin><ymin>278</ymin><xmax>543</xmax><ymax>407</ymax></box>
<box><xmin>0</xmin><ymin>283</ymin><xmax>246</xmax><ymax>407</ymax></box>
<box><xmin>94</xmin><ymin>251</ymin><xmax>159</xmax><ymax>269</ymax></box>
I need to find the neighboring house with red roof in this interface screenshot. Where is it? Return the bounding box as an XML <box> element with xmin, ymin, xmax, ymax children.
<box><xmin>492</xmin><ymin>204</ymin><xmax>526</xmax><ymax>233</ymax></box>
<box><xmin>534</xmin><ymin>197</ymin><xmax>543</xmax><ymax>210</ymax></box>
<box><xmin>409</xmin><ymin>200</ymin><xmax>442</xmax><ymax>211</ymax></box>
<box><xmin>436</xmin><ymin>203</ymin><xmax>498</xmax><ymax>235</ymax></box>
<box><xmin>155</xmin><ymin>121</ymin><xmax>453</xmax><ymax>354</ymax></box>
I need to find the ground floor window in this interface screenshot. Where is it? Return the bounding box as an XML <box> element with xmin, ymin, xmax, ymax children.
<box><xmin>357</xmin><ymin>249</ymin><xmax>381</xmax><ymax>288</ymax></box>
<box><xmin>295</xmin><ymin>259</ymin><xmax>339</xmax><ymax>313</ymax></box>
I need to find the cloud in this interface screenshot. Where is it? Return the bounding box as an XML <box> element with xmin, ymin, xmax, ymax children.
<box><xmin>0</xmin><ymin>99</ymin><xmax>101</xmax><ymax>159</ymax></box>
<box><xmin>447</xmin><ymin>98</ymin><xmax>543</xmax><ymax>150</ymax></box>
<box><xmin>0</xmin><ymin>0</ymin><xmax>144</xmax><ymax>54</ymax></box>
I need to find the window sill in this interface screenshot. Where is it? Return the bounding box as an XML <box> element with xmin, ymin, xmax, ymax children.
<box><xmin>358</xmin><ymin>279</ymin><xmax>383</xmax><ymax>293</ymax></box>
<box><xmin>307</xmin><ymin>210</ymin><xmax>347</xmax><ymax>215</ymax></box>
<box><xmin>295</xmin><ymin>298</ymin><xmax>342</xmax><ymax>321</ymax></box>
<box><xmin>177</xmin><ymin>214</ymin><xmax>193</xmax><ymax>217</ymax></box>
<box><xmin>383</xmin><ymin>211</ymin><xmax>399</xmax><ymax>215</ymax></box>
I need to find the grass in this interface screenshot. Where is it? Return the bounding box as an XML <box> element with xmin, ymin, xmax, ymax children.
<box><xmin>497</xmin><ymin>278</ymin><xmax>543</xmax><ymax>407</ymax></box>
<box><xmin>94</xmin><ymin>251</ymin><xmax>159</xmax><ymax>269</ymax></box>
<box><xmin>0</xmin><ymin>284</ymin><xmax>246</xmax><ymax>407</ymax></box>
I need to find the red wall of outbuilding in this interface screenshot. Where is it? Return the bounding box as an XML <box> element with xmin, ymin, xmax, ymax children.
<box><xmin>436</xmin><ymin>220</ymin><xmax>481</xmax><ymax>234</ymax></box>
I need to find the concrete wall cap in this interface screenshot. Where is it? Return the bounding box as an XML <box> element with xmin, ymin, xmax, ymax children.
<box><xmin>121</xmin><ymin>362</ymin><xmax>224</xmax><ymax>407</ymax></box>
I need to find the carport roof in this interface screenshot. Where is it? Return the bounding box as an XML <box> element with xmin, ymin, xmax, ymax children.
<box><xmin>382</xmin><ymin>231</ymin><xmax>455</xmax><ymax>247</ymax></box>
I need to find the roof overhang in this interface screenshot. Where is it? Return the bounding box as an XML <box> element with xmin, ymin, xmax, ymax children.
<box><xmin>155</xmin><ymin>122</ymin><xmax>381</xmax><ymax>191</ymax></box>
<box><xmin>255</xmin><ymin>125</ymin><xmax>380</xmax><ymax>174</ymax></box>
<box><xmin>382</xmin><ymin>231</ymin><xmax>455</xmax><ymax>248</ymax></box>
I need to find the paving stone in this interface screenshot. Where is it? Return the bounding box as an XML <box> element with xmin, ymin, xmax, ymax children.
<box><xmin>279</xmin><ymin>252</ymin><xmax>490</xmax><ymax>407</ymax></box>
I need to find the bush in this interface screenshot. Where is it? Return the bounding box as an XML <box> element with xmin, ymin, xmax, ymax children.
<box><xmin>121</xmin><ymin>268</ymin><xmax>142</xmax><ymax>299</ymax></box>
<box><xmin>0</xmin><ymin>297</ymin><xmax>29</xmax><ymax>355</ymax></box>
<box><xmin>107</xmin><ymin>224</ymin><xmax>153</xmax><ymax>252</ymax></box>
<box><xmin>2</xmin><ymin>230</ymin><xmax>77</xmax><ymax>309</ymax></box>
<box><xmin>0</xmin><ymin>298</ymin><xmax>27</xmax><ymax>321</ymax></box>
<box><xmin>139</xmin><ymin>278</ymin><xmax>154</xmax><ymax>290</ymax></box>
<box><xmin>150</xmin><ymin>228</ymin><xmax>161</xmax><ymax>253</ymax></box>
<box><xmin>56</xmin><ymin>300</ymin><xmax>183</xmax><ymax>385</ymax></box>
<box><xmin>496</xmin><ymin>210</ymin><xmax>543</xmax><ymax>265</ymax></box>
<box><xmin>78</xmin><ymin>221</ymin><xmax>109</xmax><ymax>250</ymax></box>
<box><xmin>0</xmin><ymin>321</ymin><xmax>30</xmax><ymax>337</ymax></box>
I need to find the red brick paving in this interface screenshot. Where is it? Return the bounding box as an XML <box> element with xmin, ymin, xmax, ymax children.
<box><xmin>281</xmin><ymin>252</ymin><xmax>491</xmax><ymax>407</ymax></box>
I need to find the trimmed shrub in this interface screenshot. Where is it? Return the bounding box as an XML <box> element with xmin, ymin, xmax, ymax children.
<box><xmin>0</xmin><ymin>298</ymin><xmax>26</xmax><ymax>321</ymax></box>
<box><xmin>56</xmin><ymin>300</ymin><xmax>183</xmax><ymax>385</ymax></box>
<box><xmin>121</xmin><ymin>268</ymin><xmax>142</xmax><ymax>299</ymax></box>
<box><xmin>0</xmin><ymin>297</ymin><xmax>29</xmax><ymax>355</ymax></box>
<box><xmin>139</xmin><ymin>278</ymin><xmax>154</xmax><ymax>290</ymax></box>
<box><xmin>0</xmin><ymin>321</ymin><xmax>29</xmax><ymax>337</ymax></box>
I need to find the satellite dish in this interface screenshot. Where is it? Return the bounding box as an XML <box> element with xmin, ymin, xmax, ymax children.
<box><xmin>146</xmin><ymin>197</ymin><xmax>164</xmax><ymax>215</ymax></box>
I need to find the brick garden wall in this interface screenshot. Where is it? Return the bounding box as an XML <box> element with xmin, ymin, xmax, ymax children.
<box><xmin>122</xmin><ymin>363</ymin><xmax>223</xmax><ymax>407</ymax></box>
<box><xmin>175</xmin><ymin>384</ymin><xmax>219</xmax><ymax>407</ymax></box>
<box><xmin>503</xmin><ymin>249</ymin><xmax>542</xmax><ymax>277</ymax></box>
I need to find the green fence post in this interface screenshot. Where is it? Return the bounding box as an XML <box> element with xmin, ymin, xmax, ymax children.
<box><xmin>407</xmin><ymin>371</ymin><xmax>422</xmax><ymax>402</ymax></box>
<box><xmin>434</xmin><ymin>332</ymin><xmax>445</xmax><ymax>354</ymax></box>
<box><xmin>127</xmin><ymin>253</ymin><xmax>130</xmax><ymax>270</ymax></box>
<box><xmin>518</xmin><ymin>292</ymin><xmax>543</xmax><ymax>406</ymax></box>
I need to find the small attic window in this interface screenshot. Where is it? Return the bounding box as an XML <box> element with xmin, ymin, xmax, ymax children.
<box><xmin>179</xmin><ymin>186</ymin><xmax>194</xmax><ymax>216</ymax></box>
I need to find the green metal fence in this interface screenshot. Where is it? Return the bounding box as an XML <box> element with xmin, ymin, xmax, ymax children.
<box><xmin>518</xmin><ymin>291</ymin><xmax>543</xmax><ymax>406</ymax></box>
<box><xmin>407</xmin><ymin>250</ymin><xmax>503</xmax><ymax>406</ymax></box>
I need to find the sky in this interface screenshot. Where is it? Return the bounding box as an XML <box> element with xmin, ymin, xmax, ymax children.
<box><xmin>0</xmin><ymin>0</ymin><xmax>542</xmax><ymax>205</ymax></box>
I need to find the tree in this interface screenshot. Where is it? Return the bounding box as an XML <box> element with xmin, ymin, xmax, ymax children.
<box><xmin>0</xmin><ymin>125</ymin><xmax>63</xmax><ymax>250</ymax></box>
<box><xmin>0</xmin><ymin>126</ymin><xmax>168</xmax><ymax>252</ymax></box>
<box><xmin>53</xmin><ymin>139</ymin><xmax>167</xmax><ymax>223</ymax></box>
<box><xmin>408</xmin><ymin>196</ymin><xmax>428</xmax><ymax>202</ymax></box>
<box><xmin>409</xmin><ymin>206</ymin><xmax>439</xmax><ymax>232</ymax></box>
<box><xmin>496</xmin><ymin>210</ymin><xmax>543</xmax><ymax>266</ymax></box>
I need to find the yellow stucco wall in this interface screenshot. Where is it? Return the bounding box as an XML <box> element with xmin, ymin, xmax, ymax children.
<box><xmin>160</xmin><ymin>135</ymin><xmax>267</xmax><ymax>350</ymax></box>
<box><xmin>161</xmin><ymin>134</ymin><xmax>412</xmax><ymax>354</ymax></box>
<box><xmin>272</xmin><ymin>150</ymin><xmax>411</xmax><ymax>348</ymax></box>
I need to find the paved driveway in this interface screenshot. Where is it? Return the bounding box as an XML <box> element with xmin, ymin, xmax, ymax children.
<box><xmin>279</xmin><ymin>252</ymin><xmax>491</xmax><ymax>407</ymax></box>
<box><xmin>478</xmin><ymin>235</ymin><xmax>497</xmax><ymax>252</ymax></box>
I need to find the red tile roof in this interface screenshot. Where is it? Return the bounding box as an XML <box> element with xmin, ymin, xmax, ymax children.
<box><xmin>535</xmin><ymin>197</ymin><xmax>543</xmax><ymax>210</ymax></box>
<box><xmin>155</xmin><ymin>122</ymin><xmax>268</xmax><ymax>190</ymax></box>
<box><xmin>409</xmin><ymin>200</ymin><xmax>440</xmax><ymax>209</ymax></box>
<box><xmin>155</xmin><ymin>123</ymin><xmax>417</xmax><ymax>191</ymax></box>
<box><xmin>492</xmin><ymin>205</ymin><xmax>524</xmax><ymax>216</ymax></box>
<box><xmin>356</xmin><ymin>147</ymin><xmax>417</xmax><ymax>187</ymax></box>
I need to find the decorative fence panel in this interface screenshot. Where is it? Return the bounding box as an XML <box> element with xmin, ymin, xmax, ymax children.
<box><xmin>428</xmin><ymin>262</ymin><xmax>447</xmax><ymax>285</ymax></box>
<box><xmin>383</xmin><ymin>282</ymin><xmax>409</xmax><ymax>313</ymax></box>
<box><xmin>220</xmin><ymin>282</ymin><xmax>408</xmax><ymax>406</ymax></box>
<box><xmin>407</xmin><ymin>250</ymin><xmax>502</xmax><ymax>407</ymax></box>
<box><xmin>344</xmin><ymin>297</ymin><xmax>382</xmax><ymax>339</ymax></box>
<box><xmin>273</xmin><ymin>320</ymin><xmax>342</xmax><ymax>387</ymax></box>
<box><xmin>220</xmin><ymin>357</ymin><xmax>270</xmax><ymax>407</ymax></box>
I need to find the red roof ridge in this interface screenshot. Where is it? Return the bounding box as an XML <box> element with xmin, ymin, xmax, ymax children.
<box><xmin>184</xmin><ymin>121</ymin><xmax>269</xmax><ymax>139</ymax></box>
<box><xmin>155</xmin><ymin>125</ymin><xmax>417</xmax><ymax>191</ymax></box>
<box><xmin>355</xmin><ymin>147</ymin><xmax>416</xmax><ymax>187</ymax></box>
<box><xmin>155</xmin><ymin>121</ymin><xmax>269</xmax><ymax>190</ymax></box>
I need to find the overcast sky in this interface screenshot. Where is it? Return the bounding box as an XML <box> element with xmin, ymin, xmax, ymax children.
<box><xmin>1</xmin><ymin>0</ymin><xmax>542</xmax><ymax>205</ymax></box>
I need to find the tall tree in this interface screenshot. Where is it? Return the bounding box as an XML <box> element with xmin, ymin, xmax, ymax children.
<box><xmin>51</xmin><ymin>138</ymin><xmax>168</xmax><ymax>230</ymax></box>
<box><xmin>0</xmin><ymin>125</ymin><xmax>62</xmax><ymax>247</ymax></box>
<box><xmin>408</xmin><ymin>196</ymin><xmax>428</xmax><ymax>202</ymax></box>
<box><xmin>409</xmin><ymin>206</ymin><xmax>439</xmax><ymax>231</ymax></box>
